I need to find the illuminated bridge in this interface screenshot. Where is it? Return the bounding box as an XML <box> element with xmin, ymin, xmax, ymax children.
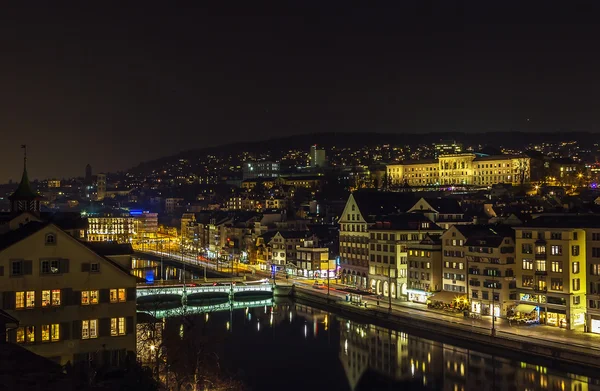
<box><xmin>136</xmin><ymin>283</ymin><xmax>273</xmax><ymax>299</ymax></box>
<box><xmin>140</xmin><ymin>298</ymin><xmax>273</xmax><ymax>319</ymax></box>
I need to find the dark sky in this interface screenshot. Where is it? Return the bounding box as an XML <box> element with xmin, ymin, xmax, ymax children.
<box><xmin>0</xmin><ymin>2</ymin><xmax>599</xmax><ymax>182</ymax></box>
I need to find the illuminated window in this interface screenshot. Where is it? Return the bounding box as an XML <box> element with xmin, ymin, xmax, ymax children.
<box><xmin>82</xmin><ymin>320</ymin><xmax>98</xmax><ymax>339</ymax></box>
<box><xmin>26</xmin><ymin>326</ymin><xmax>35</xmax><ymax>343</ymax></box>
<box><xmin>51</xmin><ymin>324</ymin><xmax>60</xmax><ymax>341</ymax></box>
<box><xmin>110</xmin><ymin>288</ymin><xmax>126</xmax><ymax>303</ymax></box>
<box><xmin>52</xmin><ymin>290</ymin><xmax>61</xmax><ymax>306</ymax></box>
<box><xmin>26</xmin><ymin>291</ymin><xmax>35</xmax><ymax>308</ymax></box>
<box><xmin>16</xmin><ymin>327</ymin><xmax>25</xmax><ymax>343</ymax></box>
<box><xmin>15</xmin><ymin>292</ymin><xmax>25</xmax><ymax>309</ymax></box>
<box><xmin>42</xmin><ymin>290</ymin><xmax>51</xmax><ymax>307</ymax></box>
<box><xmin>81</xmin><ymin>290</ymin><xmax>99</xmax><ymax>305</ymax></box>
<box><xmin>111</xmin><ymin>317</ymin><xmax>126</xmax><ymax>336</ymax></box>
<box><xmin>42</xmin><ymin>325</ymin><xmax>50</xmax><ymax>341</ymax></box>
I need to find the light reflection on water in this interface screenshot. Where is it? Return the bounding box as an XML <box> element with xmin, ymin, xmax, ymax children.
<box><xmin>137</xmin><ymin>299</ymin><xmax>600</xmax><ymax>391</ymax></box>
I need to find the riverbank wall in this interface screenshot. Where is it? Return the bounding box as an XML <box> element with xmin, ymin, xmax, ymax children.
<box><xmin>292</xmin><ymin>287</ymin><xmax>600</xmax><ymax>372</ymax></box>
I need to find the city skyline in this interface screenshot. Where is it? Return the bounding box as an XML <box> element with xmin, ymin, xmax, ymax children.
<box><xmin>1</xmin><ymin>3</ymin><xmax>600</xmax><ymax>181</ymax></box>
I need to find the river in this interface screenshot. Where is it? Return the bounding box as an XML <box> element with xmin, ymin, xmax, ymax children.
<box><xmin>137</xmin><ymin>296</ymin><xmax>600</xmax><ymax>391</ymax></box>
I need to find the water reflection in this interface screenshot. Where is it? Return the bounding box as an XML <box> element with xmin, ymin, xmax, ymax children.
<box><xmin>136</xmin><ymin>299</ymin><xmax>600</xmax><ymax>391</ymax></box>
<box><xmin>131</xmin><ymin>258</ymin><xmax>205</xmax><ymax>283</ymax></box>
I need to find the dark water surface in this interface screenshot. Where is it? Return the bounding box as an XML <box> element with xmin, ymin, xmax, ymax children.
<box><xmin>155</xmin><ymin>298</ymin><xmax>600</xmax><ymax>391</ymax></box>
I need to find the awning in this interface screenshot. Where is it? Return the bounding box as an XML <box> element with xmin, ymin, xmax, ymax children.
<box><xmin>514</xmin><ymin>304</ymin><xmax>537</xmax><ymax>314</ymax></box>
<box><xmin>429</xmin><ymin>291</ymin><xmax>467</xmax><ymax>303</ymax></box>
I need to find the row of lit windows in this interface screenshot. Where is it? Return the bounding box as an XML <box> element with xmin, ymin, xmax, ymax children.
<box><xmin>15</xmin><ymin>288</ymin><xmax>126</xmax><ymax>308</ymax></box>
<box><xmin>16</xmin><ymin>324</ymin><xmax>59</xmax><ymax>343</ymax></box>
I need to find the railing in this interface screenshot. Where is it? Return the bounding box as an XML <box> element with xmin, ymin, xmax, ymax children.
<box><xmin>137</xmin><ymin>284</ymin><xmax>273</xmax><ymax>298</ymax></box>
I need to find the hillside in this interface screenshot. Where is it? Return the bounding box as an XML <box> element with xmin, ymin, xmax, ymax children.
<box><xmin>129</xmin><ymin>131</ymin><xmax>597</xmax><ymax>175</ymax></box>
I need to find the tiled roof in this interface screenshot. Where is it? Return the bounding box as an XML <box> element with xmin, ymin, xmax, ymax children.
<box><xmin>521</xmin><ymin>214</ymin><xmax>600</xmax><ymax>228</ymax></box>
<box><xmin>352</xmin><ymin>190</ymin><xmax>416</xmax><ymax>222</ymax></box>
<box><xmin>0</xmin><ymin>221</ymin><xmax>49</xmax><ymax>252</ymax></box>
<box><xmin>371</xmin><ymin>213</ymin><xmax>443</xmax><ymax>231</ymax></box>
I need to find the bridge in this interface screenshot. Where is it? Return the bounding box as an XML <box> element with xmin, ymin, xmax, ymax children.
<box><xmin>136</xmin><ymin>283</ymin><xmax>273</xmax><ymax>299</ymax></box>
<box><xmin>139</xmin><ymin>298</ymin><xmax>273</xmax><ymax>319</ymax></box>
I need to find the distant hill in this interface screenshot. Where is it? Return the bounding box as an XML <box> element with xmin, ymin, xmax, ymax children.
<box><xmin>129</xmin><ymin>131</ymin><xmax>598</xmax><ymax>175</ymax></box>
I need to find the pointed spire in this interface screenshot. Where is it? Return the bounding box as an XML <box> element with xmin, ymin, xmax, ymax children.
<box><xmin>9</xmin><ymin>145</ymin><xmax>40</xmax><ymax>201</ymax></box>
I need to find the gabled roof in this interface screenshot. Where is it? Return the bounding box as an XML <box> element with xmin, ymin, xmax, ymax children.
<box><xmin>352</xmin><ymin>190</ymin><xmax>416</xmax><ymax>222</ymax></box>
<box><xmin>277</xmin><ymin>230</ymin><xmax>311</xmax><ymax>239</ymax></box>
<box><xmin>421</xmin><ymin>197</ymin><xmax>464</xmax><ymax>214</ymax></box>
<box><xmin>0</xmin><ymin>221</ymin><xmax>49</xmax><ymax>252</ymax></box>
<box><xmin>83</xmin><ymin>242</ymin><xmax>134</xmax><ymax>256</ymax></box>
<box><xmin>371</xmin><ymin>214</ymin><xmax>443</xmax><ymax>231</ymax></box>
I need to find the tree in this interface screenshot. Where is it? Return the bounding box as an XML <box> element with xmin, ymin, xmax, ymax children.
<box><xmin>513</xmin><ymin>158</ymin><xmax>530</xmax><ymax>186</ymax></box>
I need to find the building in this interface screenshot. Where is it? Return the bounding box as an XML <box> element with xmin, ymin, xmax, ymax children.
<box><xmin>268</xmin><ymin>231</ymin><xmax>312</xmax><ymax>267</ymax></box>
<box><xmin>87</xmin><ymin>210</ymin><xmax>136</xmax><ymax>243</ymax></box>
<box><xmin>434</xmin><ymin>140</ymin><xmax>462</xmax><ymax>157</ymax></box>
<box><xmin>368</xmin><ymin>215</ymin><xmax>443</xmax><ymax>300</ymax></box>
<box><xmin>514</xmin><ymin>215</ymin><xmax>588</xmax><ymax>330</ymax></box>
<box><xmin>1</xmin><ymin>221</ymin><xmax>137</xmax><ymax>366</ymax></box>
<box><xmin>47</xmin><ymin>179</ymin><xmax>61</xmax><ymax>188</ymax></box>
<box><xmin>406</xmin><ymin>234</ymin><xmax>443</xmax><ymax>304</ymax></box>
<box><xmin>85</xmin><ymin>163</ymin><xmax>93</xmax><ymax>184</ymax></box>
<box><xmin>295</xmin><ymin>238</ymin><xmax>331</xmax><ymax>278</ymax></box>
<box><xmin>309</xmin><ymin>145</ymin><xmax>326</xmax><ymax>168</ymax></box>
<box><xmin>165</xmin><ymin>198</ymin><xmax>184</xmax><ymax>214</ymax></box>
<box><xmin>407</xmin><ymin>197</ymin><xmax>472</xmax><ymax>229</ymax></box>
<box><xmin>242</xmin><ymin>161</ymin><xmax>280</xmax><ymax>180</ymax></box>
<box><xmin>465</xmin><ymin>227</ymin><xmax>516</xmax><ymax>318</ymax></box>
<box><xmin>387</xmin><ymin>154</ymin><xmax>531</xmax><ymax>187</ymax></box>
<box><xmin>96</xmin><ymin>173</ymin><xmax>107</xmax><ymax>201</ymax></box>
<box><xmin>264</xmin><ymin>196</ymin><xmax>287</xmax><ymax>211</ymax></box>
<box><xmin>338</xmin><ymin>191</ymin><xmax>416</xmax><ymax>289</ymax></box>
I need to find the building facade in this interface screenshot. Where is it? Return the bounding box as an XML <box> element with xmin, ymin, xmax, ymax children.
<box><xmin>406</xmin><ymin>234</ymin><xmax>443</xmax><ymax>304</ymax></box>
<box><xmin>1</xmin><ymin>222</ymin><xmax>137</xmax><ymax>366</ymax></box>
<box><xmin>387</xmin><ymin>154</ymin><xmax>531</xmax><ymax>187</ymax></box>
<box><xmin>514</xmin><ymin>217</ymin><xmax>587</xmax><ymax>330</ymax></box>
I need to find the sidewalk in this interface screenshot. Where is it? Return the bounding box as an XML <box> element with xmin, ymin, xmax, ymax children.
<box><xmin>364</xmin><ymin>294</ymin><xmax>600</xmax><ymax>349</ymax></box>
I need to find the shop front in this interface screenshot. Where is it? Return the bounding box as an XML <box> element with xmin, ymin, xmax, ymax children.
<box><xmin>407</xmin><ymin>289</ymin><xmax>431</xmax><ymax>304</ymax></box>
<box><xmin>545</xmin><ymin>309</ymin><xmax>567</xmax><ymax>328</ymax></box>
<box><xmin>590</xmin><ymin>316</ymin><xmax>600</xmax><ymax>334</ymax></box>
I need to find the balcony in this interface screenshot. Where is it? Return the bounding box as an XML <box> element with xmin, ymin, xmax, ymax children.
<box><xmin>534</xmin><ymin>286</ymin><xmax>547</xmax><ymax>293</ymax></box>
<box><xmin>534</xmin><ymin>270</ymin><xmax>548</xmax><ymax>276</ymax></box>
<box><xmin>534</xmin><ymin>253</ymin><xmax>546</xmax><ymax>260</ymax></box>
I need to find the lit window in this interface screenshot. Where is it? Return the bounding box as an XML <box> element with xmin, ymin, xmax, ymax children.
<box><xmin>111</xmin><ymin>317</ymin><xmax>126</xmax><ymax>336</ymax></box>
<box><xmin>15</xmin><ymin>292</ymin><xmax>25</xmax><ymax>309</ymax></box>
<box><xmin>51</xmin><ymin>324</ymin><xmax>60</xmax><ymax>341</ymax></box>
<box><xmin>52</xmin><ymin>290</ymin><xmax>61</xmax><ymax>306</ymax></box>
<box><xmin>26</xmin><ymin>291</ymin><xmax>35</xmax><ymax>308</ymax></box>
<box><xmin>26</xmin><ymin>326</ymin><xmax>35</xmax><ymax>343</ymax></box>
<box><xmin>16</xmin><ymin>327</ymin><xmax>25</xmax><ymax>343</ymax></box>
<box><xmin>82</xmin><ymin>319</ymin><xmax>98</xmax><ymax>339</ymax></box>
<box><xmin>42</xmin><ymin>325</ymin><xmax>50</xmax><ymax>341</ymax></box>
<box><xmin>42</xmin><ymin>290</ymin><xmax>51</xmax><ymax>307</ymax></box>
<box><xmin>81</xmin><ymin>290</ymin><xmax>99</xmax><ymax>305</ymax></box>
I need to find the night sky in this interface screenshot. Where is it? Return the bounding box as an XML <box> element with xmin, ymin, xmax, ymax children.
<box><xmin>0</xmin><ymin>3</ymin><xmax>599</xmax><ymax>182</ymax></box>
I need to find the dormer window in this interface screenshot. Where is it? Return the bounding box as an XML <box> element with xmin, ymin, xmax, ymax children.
<box><xmin>45</xmin><ymin>233</ymin><xmax>56</xmax><ymax>245</ymax></box>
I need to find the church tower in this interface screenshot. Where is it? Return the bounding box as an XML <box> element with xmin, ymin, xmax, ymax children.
<box><xmin>8</xmin><ymin>145</ymin><xmax>42</xmax><ymax>214</ymax></box>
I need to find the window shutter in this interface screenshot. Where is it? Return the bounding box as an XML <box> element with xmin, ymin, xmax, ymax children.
<box><xmin>62</xmin><ymin>288</ymin><xmax>73</xmax><ymax>306</ymax></box>
<box><xmin>99</xmin><ymin>289</ymin><xmax>110</xmax><ymax>304</ymax></box>
<box><xmin>60</xmin><ymin>259</ymin><xmax>70</xmax><ymax>273</ymax></box>
<box><xmin>126</xmin><ymin>287</ymin><xmax>136</xmax><ymax>302</ymax></box>
<box><xmin>72</xmin><ymin>320</ymin><xmax>82</xmax><ymax>339</ymax></box>
<box><xmin>72</xmin><ymin>290</ymin><xmax>82</xmax><ymax>306</ymax></box>
<box><xmin>2</xmin><ymin>292</ymin><xmax>14</xmax><ymax>310</ymax></box>
<box><xmin>61</xmin><ymin>322</ymin><xmax>71</xmax><ymax>340</ymax></box>
<box><xmin>126</xmin><ymin>316</ymin><xmax>134</xmax><ymax>334</ymax></box>
<box><xmin>23</xmin><ymin>260</ymin><xmax>33</xmax><ymax>275</ymax></box>
<box><xmin>6</xmin><ymin>328</ymin><xmax>16</xmax><ymax>343</ymax></box>
<box><xmin>99</xmin><ymin>318</ymin><xmax>111</xmax><ymax>337</ymax></box>
<box><xmin>81</xmin><ymin>263</ymin><xmax>90</xmax><ymax>272</ymax></box>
